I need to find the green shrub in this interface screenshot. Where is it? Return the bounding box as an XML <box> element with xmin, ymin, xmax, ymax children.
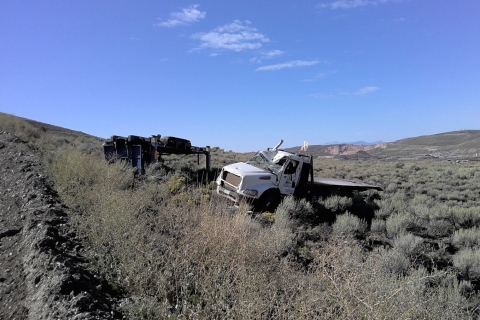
<box><xmin>385</xmin><ymin>182</ymin><xmax>398</xmax><ymax>193</ymax></box>
<box><xmin>374</xmin><ymin>199</ymin><xmax>395</xmax><ymax>219</ymax></box>
<box><xmin>377</xmin><ymin>247</ymin><xmax>411</xmax><ymax>275</ymax></box>
<box><xmin>310</xmin><ymin>241</ymin><xmax>469</xmax><ymax>319</ymax></box>
<box><xmin>370</xmin><ymin>218</ymin><xmax>386</xmax><ymax>233</ymax></box>
<box><xmin>332</xmin><ymin>212</ymin><xmax>367</xmax><ymax>238</ymax></box>
<box><xmin>426</xmin><ymin>219</ymin><xmax>454</xmax><ymax>238</ymax></box>
<box><xmin>320</xmin><ymin>195</ymin><xmax>352</xmax><ymax>212</ymax></box>
<box><xmin>395</xmin><ymin>161</ymin><xmax>405</xmax><ymax>169</ymax></box>
<box><xmin>360</xmin><ymin>189</ymin><xmax>379</xmax><ymax>200</ymax></box>
<box><xmin>451</xmin><ymin>207</ymin><xmax>480</xmax><ymax>229</ymax></box>
<box><xmin>428</xmin><ymin>204</ymin><xmax>453</xmax><ymax>221</ymax></box>
<box><xmin>410</xmin><ymin>194</ymin><xmax>433</xmax><ymax>208</ymax></box>
<box><xmin>375</xmin><ymin>192</ymin><xmax>410</xmax><ymax>220</ymax></box>
<box><xmin>452</xmin><ymin>248</ymin><xmax>480</xmax><ymax>280</ymax></box>
<box><xmin>451</xmin><ymin>227</ymin><xmax>480</xmax><ymax>249</ymax></box>
<box><xmin>411</xmin><ymin>203</ymin><xmax>431</xmax><ymax>221</ymax></box>
<box><xmin>386</xmin><ymin>212</ymin><xmax>417</xmax><ymax>238</ymax></box>
<box><xmin>276</xmin><ymin>196</ymin><xmax>315</xmax><ymax>225</ymax></box>
<box><xmin>393</xmin><ymin>233</ymin><xmax>424</xmax><ymax>258</ymax></box>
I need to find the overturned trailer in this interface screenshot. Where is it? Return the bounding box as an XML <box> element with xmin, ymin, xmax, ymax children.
<box><xmin>103</xmin><ymin>135</ymin><xmax>211</xmax><ymax>173</ymax></box>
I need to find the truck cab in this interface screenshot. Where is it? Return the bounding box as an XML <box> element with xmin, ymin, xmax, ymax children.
<box><xmin>216</xmin><ymin>145</ymin><xmax>312</xmax><ymax>212</ymax></box>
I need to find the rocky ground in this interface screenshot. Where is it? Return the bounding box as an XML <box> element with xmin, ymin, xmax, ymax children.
<box><xmin>0</xmin><ymin>132</ymin><xmax>121</xmax><ymax>319</ymax></box>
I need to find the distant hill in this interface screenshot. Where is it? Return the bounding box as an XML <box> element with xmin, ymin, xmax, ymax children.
<box><xmin>285</xmin><ymin>143</ymin><xmax>387</xmax><ymax>158</ymax></box>
<box><xmin>287</xmin><ymin>130</ymin><xmax>480</xmax><ymax>159</ymax></box>
<box><xmin>351</xmin><ymin>140</ymin><xmax>384</xmax><ymax>146</ymax></box>
<box><xmin>369</xmin><ymin>130</ymin><xmax>480</xmax><ymax>159</ymax></box>
<box><xmin>392</xmin><ymin>130</ymin><xmax>480</xmax><ymax>148</ymax></box>
<box><xmin>324</xmin><ymin>140</ymin><xmax>384</xmax><ymax>146</ymax></box>
<box><xmin>0</xmin><ymin>112</ymin><xmax>103</xmax><ymax>152</ymax></box>
<box><xmin>0</xmin><ymin>112</ymin><xmax>102</xmax><ymax>141</ymax></box>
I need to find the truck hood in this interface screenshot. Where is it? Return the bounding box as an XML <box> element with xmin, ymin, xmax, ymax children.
<box><xmin>222</xmin><ymin>162</ymin><xmax>278</xmax><ymax>192</ymax></box>
<box><xmin>223</xmin><ymin>162</ymin><xmax>270</xmax><ymax>176</ymax></box>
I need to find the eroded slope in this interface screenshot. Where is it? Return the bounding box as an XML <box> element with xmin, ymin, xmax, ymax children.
<box><xmin>0</xmin><ymin>132</ymin><xmax>119</xmax><ymax>319</ymax></box>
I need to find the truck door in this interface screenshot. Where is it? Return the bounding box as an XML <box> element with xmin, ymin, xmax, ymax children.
<box><xmin>278</xmin><ymin>159</ymin><xmax>302</xmax><ymax>195</ymax></box>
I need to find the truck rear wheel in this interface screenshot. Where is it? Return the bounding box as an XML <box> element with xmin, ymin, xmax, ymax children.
<box><xmin>253</xmin><ymin>189</ymin><xmax>280</xmax><ymax>213</ymax></box>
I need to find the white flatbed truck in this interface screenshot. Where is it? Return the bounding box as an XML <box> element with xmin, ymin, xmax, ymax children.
<box><xmin>216</xmin><ymin>140</ymin><xmax>382</xmax><ymax>212</ymax></box>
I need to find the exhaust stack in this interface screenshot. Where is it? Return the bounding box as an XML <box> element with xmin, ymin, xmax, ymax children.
<box><xmin>272</xmin><ymin>139</ymin><xmax>283</xmax><ymax>151</ymax></box>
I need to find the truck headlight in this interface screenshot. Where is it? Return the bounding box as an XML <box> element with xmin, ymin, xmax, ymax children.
<box><xmin>243</xmin><ymin>189</ymin><xmax>258</xmax><ymax>197</ymax></box>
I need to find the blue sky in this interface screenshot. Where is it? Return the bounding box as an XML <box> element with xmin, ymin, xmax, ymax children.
<box><xmin>1</xmin><ymin>1</ymin><xmax>479</xmax><ymax>151</ymax></box>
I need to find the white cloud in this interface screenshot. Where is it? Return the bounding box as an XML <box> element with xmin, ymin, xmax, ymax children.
<box><xmin>249</xmin><ymin>50</ymin><xmax>285</xmax><ymax>64</ymax></box>
<box><xmin>303</xmin><ymin>71</ymin><xmax>337</xmax><ymax>82</ymax></box>
<box><xmin>255</xmin><ymin>60</ymin><xmax>319</xmax><ymax>71</ymax></box>
<box><xmin>319</xmin><ymin>0</ymin><xmax>398</xmax><ymax>9</ymax></box>
<box><xmin>338</xmin><ymin>86</ymin><xmax>379</xmax><ymax>95</ymax></box>
<box><xmin>310</xmin><ymin>86</ymin><xmax>378</xmax><ymax>99</ymax></box>
<box><xmin>192</xmin><ymin>20</ymin><xmax>269</xmax><ymax>52</ymax></box>
<box><xmin>156</xmin><ymin>5</ymin><xmax>206</xmax><ymax>28</ymax></box>
<box><xmin>353</xmin><ymin>86</ymin><xmax>379</xmax><ymax>95</ymax></box>
<box><xmin>264</xmin><ymin>50</ymin><xmax>285</xmax><ymax>57</ymax></box>
<box><xmin>309</xmin><ymin>93</ymin><xmax>334</xmax><ymax>99</ymax></box>
<box><xmin>248</xmin><ymin>50</ymin><xmax>285</xmax><ymax>64</ymax></box>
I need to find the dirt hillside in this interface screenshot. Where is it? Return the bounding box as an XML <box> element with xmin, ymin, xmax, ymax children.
<box><xmin>320</xmin><ymin>143</ymin><xmax>387</xmax><ymax>155</ymax></box>
<box><xmin>0</xmin><ymin>131</ymin><xmax>120</xmax><ymax>319</ymax></box>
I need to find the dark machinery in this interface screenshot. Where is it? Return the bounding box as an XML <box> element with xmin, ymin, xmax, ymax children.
<box><xmin>103</xmin><ymin>134</ymin><xmax>210</xmax><ymax>174</ymax></box>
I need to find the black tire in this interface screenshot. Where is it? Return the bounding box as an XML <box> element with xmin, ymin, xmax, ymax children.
<box><xmin>253</xmin><ymin>189</ymin><xmax>281</xmax><ymax>213</ymax></box>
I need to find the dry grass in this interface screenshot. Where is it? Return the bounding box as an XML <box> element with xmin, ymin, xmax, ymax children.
<box><xmin>2</xmin><ymin>113</ymin><xmax>479</xmax><ymax>318</ymax></box>
<box><xmin>46</xmin><ymin>148</ymin><xmax>476</xmax><ymax>319</ymax></box>
<box><xmin>0</xmin><ymin>112</ymin><xmax>101</xmax><ymax>163</ymax></box>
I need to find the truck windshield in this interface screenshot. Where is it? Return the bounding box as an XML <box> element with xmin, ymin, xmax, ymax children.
<box><xmin>246</xmin><ymin>152</ymin><xmax>283</xmax><ymax>174</ymax></box>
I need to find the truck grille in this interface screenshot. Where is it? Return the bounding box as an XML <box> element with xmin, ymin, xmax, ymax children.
<box><xmin>223</xmin><ymin>171</ymin><xmax>241</xmax><ymax>191</ymax></box>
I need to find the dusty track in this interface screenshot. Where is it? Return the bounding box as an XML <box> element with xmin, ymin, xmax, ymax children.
<box><xmin>0</xmin><ymin>132</ymin><xmax>120</xmax><ymax>319</ymax></box>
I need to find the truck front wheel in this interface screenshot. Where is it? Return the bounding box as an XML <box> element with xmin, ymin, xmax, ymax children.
<box><xmin>253</xmin><ymin>189</ymin><xmax>281</xmax><ymax>213</ymax></box>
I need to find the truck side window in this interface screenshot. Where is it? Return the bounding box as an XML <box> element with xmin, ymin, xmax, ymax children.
<box><xmin>275</xmin><ymin>157</ymin><xmax>287</xmax><ymax>166</ymax></box>
<box><xmin>285</xmin><ymin>160</ymin><xmax>298</xmax><ymax>174</ymax></box>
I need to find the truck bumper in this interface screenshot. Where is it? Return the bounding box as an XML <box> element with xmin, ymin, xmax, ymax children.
<box><xmin>217</xmin><ymin>186</ymin><xmax>249</xmax><ymax>204</ymax></box>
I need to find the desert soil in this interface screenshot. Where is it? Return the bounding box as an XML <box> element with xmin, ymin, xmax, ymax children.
<box><xmin>0</xmin><ymin>132</ymin><xmax>121</xmax><ymax>319</ymax></box>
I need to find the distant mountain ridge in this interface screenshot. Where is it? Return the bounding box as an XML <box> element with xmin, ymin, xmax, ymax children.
<box><xmin>285</xmin><ymin>143</ymin><xmax>387</xmax><ymax>157</ymax></box>
<box><xmin>370</xmin><ymin>130</ymin><xmax>480</xmax><ymax>158</ymax></box>
<box><xmin>287</xmin><ymin>130</ymin><xmax>480</xmax><ymax>159</ymax></box>
<box><xmin>324</xmin><ymin>140</ymin><xmax>384</xmax><ymax>146</ymax></box>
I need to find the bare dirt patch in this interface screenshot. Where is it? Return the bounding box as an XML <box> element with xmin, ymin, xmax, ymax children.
<box><xmin>0</xmin><ymin>132</ymin><xmax>120</xmax><ymax>319</ymax></box>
